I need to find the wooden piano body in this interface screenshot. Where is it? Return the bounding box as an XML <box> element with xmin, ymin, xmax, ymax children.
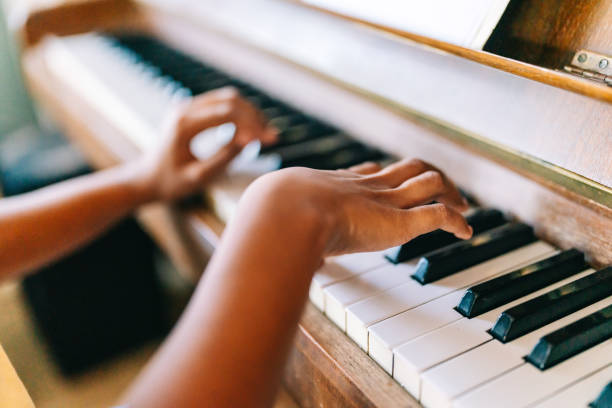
<box><xmin>8</xmin><ymin>0</ymin><xmax>612</xmax><ymax>406</ymax></box>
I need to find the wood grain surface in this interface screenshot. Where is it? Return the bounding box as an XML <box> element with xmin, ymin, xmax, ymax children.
<box><xmin>486</xmin><ymin>0</ymin><xmax>612</xmax><ymax>68</ymax></box>
<box><xmin>19</xmin><ymin>0</ymin><xmax>140</xmax><ymax>46</ymax></box>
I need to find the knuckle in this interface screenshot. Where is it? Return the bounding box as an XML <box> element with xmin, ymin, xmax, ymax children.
<box><xmin>408</xmin><ymin>158</ymin><xmax>425</xmax><ymax>167</ymax></box>
<box><xmin>174</xmin><ymin>113</ymin><xmax>192</xmax><ymax>133</ymax></box>
<box><xmin>407</xmin><ymin>158</ymin><xmax>428</xmax><ymax>170</ymax></box>
<box><xmin>424</xmin><ymin>170</ymin><xmax>445</xmax><ymax>189</ymax></box>
<box><xmin>217</xmin><ymin>88</ymin><xmax>242</xmax><ymax>109</ymax></box>
<box><xmin>434</xmin><ymin>203</ymin><xmax>450</xmax><ymax>222</ymax></box>
<box><xmin>216</xmin><ymin>101</ymin><xmax>235</xmax><ymax>117</ymax></box>
<box><xmin>371</xmin><ymin>188</ymin><xmax>389</xmax><ymax>200</ymax></box>
<box><xmin>226</xmin><ymin>96</ymin><xmax>241</xmax><ymax>111</ymax></box>
<box><xmin>220</xmin><ymin>86</ymin><xmax>241</xmax><ymax>99</ymax></box>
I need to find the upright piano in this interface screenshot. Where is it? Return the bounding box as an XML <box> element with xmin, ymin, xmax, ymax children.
<box><xmin>9</xmin><ymin>0</ymin><xmax>612</xmax><ymax>406</ymax></box>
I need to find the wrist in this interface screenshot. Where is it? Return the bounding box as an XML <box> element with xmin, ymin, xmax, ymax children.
<box><xmin>121</xmin><ymin>158</ymin><xmax>159</xmax><ymax>205</ymax></box>
<box><xmin>242</xmin><ymin>169</ymin><xmax>337</xmax><ymax>258</ymax></box>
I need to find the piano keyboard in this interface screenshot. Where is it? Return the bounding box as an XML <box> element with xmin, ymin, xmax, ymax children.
<box><xmin>41</xmin><ymin>33</ymin><xmax>612</xmax><ymax>408</ymax></box>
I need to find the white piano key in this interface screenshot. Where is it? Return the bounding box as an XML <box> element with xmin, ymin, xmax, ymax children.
<box><xmin>393</xmin><ymin>312</ymin><xmax>491</xmax><ymax>398</ymax></box>
<box><xmin>368</xmin><ymin>291</ymin><xmax>464</xmax><ymax>373</ymax></box>
<box><xmin>45</xmin><ymin>37</ymin><xmax>159</xmax><ymax>152</ymax></box>
<box><xmin>309</xmin><ymin>251</ymin><xmax>387</xmax><ymax>310</ymax></box>
<box><xmin>331</xmin><ymin>251</ymin><xmax>388</xmax><ymax>273</ymax></box>
<box><xmin>353</xmin><ymin>241</ymin><xmax>554</xmax><ymax>352</ymax></box>
<box><xmin>324</xmin><ymin>260</ymin><xmax>418</xmax><ymax>331</ymax></box>
<box><xmin>454</xmin><ymin>340</ymin><xmax>612</xmax><ymax>408</ymax></box>
<box><xmin>420</xmin><ymin>294</ymin><xmax>612</xmax><ymax>408</ymax></box>
<box><xmin>533</xmin><ymin>364</ymin><xmax>612</xmax><ymax>408</ymax></box>
<box><xmin>393</xmin><ymin>267</ymin><xmax>596</xmax><ymax>398</ymax></box>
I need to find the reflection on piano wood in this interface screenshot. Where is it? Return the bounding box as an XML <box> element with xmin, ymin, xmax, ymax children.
<box><xmin>15</xmin><ymin>0</ymin><xmax>612</xmax><ymax>407</ymax></box>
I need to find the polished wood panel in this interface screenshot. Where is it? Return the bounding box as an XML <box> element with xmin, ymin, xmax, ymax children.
<box><xmin>19</xmin><ymin>0</ymin><xmax>140</xmax><ymax>46</ymax></box>
<box><xmin>285</xmin><ymin>304</ymin><xmax>419</xmax><ymax>408</ymax></box>
<box><xmin>486</xmin><ymin>0</ymin><xmax>612</xmax><ymax>68</ymax></box>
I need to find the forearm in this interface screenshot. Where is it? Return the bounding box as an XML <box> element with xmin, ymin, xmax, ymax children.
<box><xmin>0</xmin><ymin>161</ymin><xmax>152</xmax><ymax>281</ymax></box>
<box><xmin>121</xmin><ymin>162</ymin><xmax>472</xmax><ymax>408</ymax></box>
<box><xmin>0</xmin><ymin>137</ymin><xmax>243</xmax><ymax>282</ymax></box>
<box><xmin>122</xmin><ymin>175</ymin><xmax>332</xmax><ymax>408</ymax></box>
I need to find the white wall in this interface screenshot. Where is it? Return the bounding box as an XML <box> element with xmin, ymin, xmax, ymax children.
<box><xmin>0</xmin><ymin>5</ymin><xmax>34</xmax><ymax>136</ymax></box>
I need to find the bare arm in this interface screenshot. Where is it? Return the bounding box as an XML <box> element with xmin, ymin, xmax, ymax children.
<box><xmin>0</xmin><ymin>88</ymin><xmax>276</xmax><ymax>281</ymax></box>
<box><xmin>121</xmin><ymin>160</ymin><xmax>473</xmax><ymax>408</ymax></box>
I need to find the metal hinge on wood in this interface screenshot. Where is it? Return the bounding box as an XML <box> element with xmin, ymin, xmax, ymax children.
<box><xmin>564</xmin><ymin>49</ymin><xmax>612</xmax><ymax>86</ymax></box>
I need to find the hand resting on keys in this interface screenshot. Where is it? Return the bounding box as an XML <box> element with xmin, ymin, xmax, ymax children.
<box><xmin>0</xmin><ymin>87</ymin><xmax>276</xmax><ymax>281</ymax></box>
<box><xmin>120</xmin><ymin>159</ymin><xmax>472</xmax><ymax>408</ymax></box>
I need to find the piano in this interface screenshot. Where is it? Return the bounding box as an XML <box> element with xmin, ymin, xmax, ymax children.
<box><xmin>9</xmin><ymin>0</ymin><xmax>612</xmax><ymax>406</ymax></box>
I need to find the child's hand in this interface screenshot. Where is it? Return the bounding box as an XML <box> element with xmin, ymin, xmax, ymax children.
<box><xmin>139</xmin><ymin>87</ymin><xmax>278</xmax><ymax>202</ymax></box>
<box><xmin>244</xmin><ymin>159</ymin><xmax>473</xmax><ymax>256</ymax></box>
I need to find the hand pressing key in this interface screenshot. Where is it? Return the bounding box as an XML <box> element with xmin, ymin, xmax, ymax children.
<box><xmin>122</xmin><ymin>158</ymin><xmax>473</xmax><ymax>408</ymax></box>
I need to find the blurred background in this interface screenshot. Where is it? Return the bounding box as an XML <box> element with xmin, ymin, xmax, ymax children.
<box><xmin>0</xmin><ymin>4</ymin><xmax>35</xmax><ymax>136</ymax></box>
<box><xmin>0</xmin><ymin>2</ymin><xmax>300</xmax><ymax>406</ymax></box>
<box><xmin>0</xmin><ymin>3</ymin><xmax>183</xmax><ymax>407</ymax></box>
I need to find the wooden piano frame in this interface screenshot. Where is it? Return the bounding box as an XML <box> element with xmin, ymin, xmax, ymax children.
<box><xmin>10</xmin><ymin>0</ymin><xmax>612</xmax><ymax>406</ymax></box>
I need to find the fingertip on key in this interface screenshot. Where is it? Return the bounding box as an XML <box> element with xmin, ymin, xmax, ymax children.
<box><xmin>456</xmin><ymin>225</ymin><xmax>473</xmax><ymax>240</ymax></box>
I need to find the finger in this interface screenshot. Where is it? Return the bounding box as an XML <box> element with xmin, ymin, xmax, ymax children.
<box><xmin>176</xmin><ymin>101</ymin><xmax>246</xmax><ymax>143</ymax></box>
<box><xmin>365</xmin><ymin>158</ymin><xmax>431</xmax><ymax>187</ymax></box>
<box><xmin>178</xmin><ymin>90</ymin><xmax>269</xmax><ymax>146</ymax></box>
<box><xmin>381</xmin><ymin>170</ymin><xmax>446</xmax><ymax>208</ymax></box>
<box><xmin>385</xmin><ymin>170</ymin><xmax>468</xmax><ymax>210</ymax></box>
<box><xmin>235</xmin><ymin>124</ymin><xmax>278</xmax><ymax>147</ymax></box>
<box><xmin>260</xmin><ymin>127</ymin><xmax>279</xmax><ymax>146</ymax></box>
<box><xmin>347</xmin><ymin>162</ymin><xmax>382</xmax><ymax>175</ymax></box>
<box><xmin>401</xmin><ymin>203</ymin><xmax>473</xmax><ymax>240</ymax></box>
<box><xmin>188</xmin><ymin>141</ymin><xmax>242</xmax><ymax>185</ymax></box>
<box><xmin>370</xmin><ymin>159</ymin><xmax>468</xmax><ymax>210</ymax></box>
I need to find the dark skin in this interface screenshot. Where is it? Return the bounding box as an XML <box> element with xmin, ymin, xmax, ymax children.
<box><xmin>0</xmin><ymin>88</ymin><xmax>472</xmax><ymax>407</ymax></box>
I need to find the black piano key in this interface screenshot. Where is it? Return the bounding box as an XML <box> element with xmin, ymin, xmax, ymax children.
<box><xmin>411</xmin><ymin>223</ymin><xmax>536</xmax><ymax>285</ymax></box>
<box><xmin>490</xmin><ymin>267</ymin><xmax>612</xmax><ymax>343</ymax></box>
<box><xmin>269</xmin><ymin>114</ymin><xmax>311</xmax><ymax>131</ymax></box>
<box><xmin>261</xmin><ymin>123</ymin><xmax>337</xmax><ymax>153</ymax></box>
<box><xmin>273</xmin><ymin>135</ymin><xmax>359</xmax><ymax>167</ymax></box>
<box><xmin>590</xmin><ymin>382</ymin><xmax>612</xmax><ymax>408</ymax></box>
<box><xmin>456</xmin><ymin>249</ymin><xmax>587</xmax><ymax>318</ymax></box>
<box><xmin>245</xmin><ymin>94</ymin><xmax>280</xmax><ymax>109</ymax></box>
<box><xmin>458</xmin><ymin>188</ymin><xmax>478</xmax><ymax>207</ymax></box>
<box><xmin>385</xmin><ymin>209</ymin><xmax>506</xmax><ymax>264</ymax></box>
<box><xmin>526</xmin><ymin>303</ymin><xmax>612</xmax><ymax>370</ymax></box>
<box><xmin>299</xmin><ymin>146</ymin><xmax>386</xmax><ymax>170</ymax></box>
<box><xmin>261</xmin><ymin>106</ymin><xmax>294</xmax><ymax>120</ymax></box>
<box><xmin>110</xmin><ymin>34</ymin><xmax>391</xmax><ymax>174</ymax></box>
